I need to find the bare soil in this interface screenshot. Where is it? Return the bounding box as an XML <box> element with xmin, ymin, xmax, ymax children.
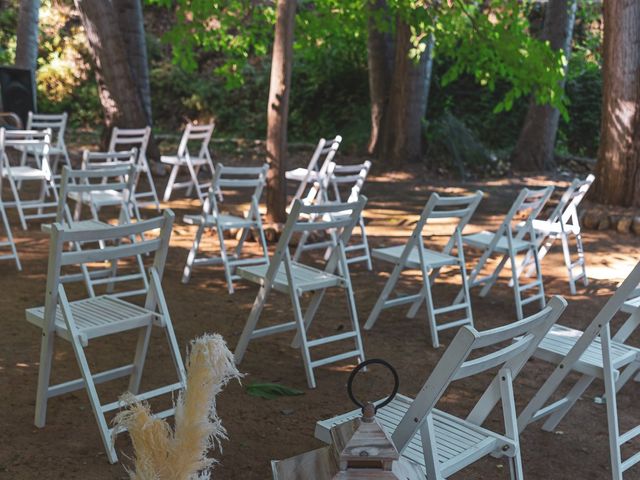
<box><xmin>1</xmin><ymin>150</ymin><xmax>639</xmax><ymax>479</ymax></box>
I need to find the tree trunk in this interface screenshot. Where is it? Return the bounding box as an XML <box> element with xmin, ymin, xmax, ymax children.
<box><xmin>511</xmin><ymin>0</ymin><xmax>577</xmax><ymax>172</ymax></box>
<box><xmin>15</xmin><ymin>0</ymin><xmax>41</xmax><ymax>72</ymax></box>
<box><xmin>379</xmin><ymin>18</ymin><xmax>432</xmax><ymax>166</ymax></box>
<box><xmin>366</xmin><ymin>0</ymin><xmax>393</xmax><ymax>155</ymax></box>
<box><xmin>592</xmin><ymin>0</ymin><xmax>640</xmax><ymax>207</ymax></box>
<box><xmin>112</xmin><ymin>0</ymin><xmax>152</xmax><ymax>126</ymax></box>
<box><xmin>75</xmin><ymin>0</ymin><xmax>148</xmax><ymax>141</ymax></box>
<box><xmin>265</xmin><ymin>0</ymin><xmax>296</xmax><ymax>224</ymax></box>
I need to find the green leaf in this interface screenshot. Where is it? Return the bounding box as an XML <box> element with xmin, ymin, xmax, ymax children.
<box><xmin>246</xmin><ymin>382</ymin><xmax>305</xmax><ymax>400</ymax></box>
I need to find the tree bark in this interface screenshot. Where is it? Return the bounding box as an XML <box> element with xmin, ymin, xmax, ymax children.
<box><xmin>511</xmin><ymin>0</ymin><xmax>577</xmax><ymax>172</ymax></box>
<box><xmin>112</xmin><ymin>0</ymin><xmax>152</xmax><ymax>126</ymax></box>
<box><xmin>379</xmin><ymin>18</ymin><xmax>433</xmax><ymax>166</ymax></box>
<box><xmin>592</xmin><ymin>0</ymin><xmax>640</xmax><ymax>207</ymax></box>
<box><xmin>265</xmin><ymin>0</ymin><xmax>296</xmax><ymax>224</ymax></box>
<box><xmin>366</xmin><ymin>0</ymin><xmax>393</xmax><ymax>155</ymax></box>
<box><xmin>75</xmin><ymin>0</ymin><xmax>148</xmax><ymax>141</ymax></box>
<box><xmin>15</xmin><ymin>0</ymin><xmax>41</xmax><ymax>72</ymax></box>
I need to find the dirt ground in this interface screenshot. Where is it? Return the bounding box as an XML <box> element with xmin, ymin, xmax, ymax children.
<box><xmin>1</xmin><ymin>147</ymin><xmax>639</xmax><ymax>479</ymax></box>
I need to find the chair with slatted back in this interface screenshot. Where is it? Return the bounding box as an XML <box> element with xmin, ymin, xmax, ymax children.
<box><xmin>234</xmin><ymin>196</ymin><xmax>367</xmax><ymax>389</ymax></box>
<box><xmin>364</xmin><ymin>191</ymin><xmax>483</xmax><ymax>348</ymax></box>
<box><xmin>316</xmin><ymin>296</ymin><xmax>567</xmax><ymax>479</ymax></box>
<box><xmin>108</xmin><ymin>126</ymin><xmax>160</xmax><ymax>211</ymax></box>
<box><xmin>517</xmin><ymin>262</ymin><xmax>640</xmax><ymax>480</ymax></box>
<box><xmin>161</xmin><ymin>123</ymin><xmax>216</xmax><ymax>203</ymax></box>
<box><xmin>1</xmin><ymin>128</ymin><xmax>58</xmax><ymax>230</ymax></box>
<box><xmin>16</xmin><ymin>112</ymin><xmax>71</xmax><ymax>172</ymax></box>
<box><xmin>286</xmin><ymin>135</ymin><xmax>342</xmax><ymax>208</ymax></box>
<box><xmin>53</xmin><ymin>164</ymin><xmax>148</xmax><ymax>298</ymax></box>
<box><xmin>458</xmin><ymin>186</ymin><xmax>554</xmax><ymax>321</ymax></box>
<box><xmin>26</xmin><ymin>210</ymin><xmax>186</xmax><ymax>464</ymax></box>
<box><xmin>293</xmin><ymin>161</ymin><xmax>372</xmax><ymax>269</ymax></box>
<box><xmin>518</xmin><ymin>175</ymin><xmax>594</xmax><ymax>294</ymax></box>
<box><xmin>181</xmin><ymin>163</ymin><xmax>269</xmax><ymax>293</ymax></box>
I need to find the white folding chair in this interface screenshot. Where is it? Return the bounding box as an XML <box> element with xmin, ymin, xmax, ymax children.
<box><xmin>365</xmin><ymin>191</ymin><xmax>483</xmax><ymax>348</ymax></box>
<box><xmin>108</xmin><ymin>126</ymin><xmax>160</xmax><ymax>211</ymax></box>
<box><xmin>234</xmin><ymin>196</ymin><xmax>368</xmax><ymax>389</ymax></box>
<box><xmin>316</xmin><ymin>296</ymin><xmax>567</xmax><ymax>479</ymax></box>
<box><xmin>518</xmin><ymin>174</ymin><xmax>595</xmax><ymax>294</ymax></box>
<box><xmin>459</xmin><ymin>186</ymin><xmax>554</xmax><ymax>321</ymax></box>
<box><xmin>0</xmin><ymin>191</ymin><xmax>20</xmax><ymax>270</ymax></box>
<box><xmin>17</xmin><ymin>112</ymin><xmax>71</xmax><ymax>172</ymax></box>
<box><xmin>286</xmin><ymin>135</ymin><xmax>342</xmax><ymax>207</ymax></box>
<box><xmin>26</xmin><ymin>211</ymin><xmax>186</xmax><ymax>464</ymax></box>
<box><xmin>517</xmin><ymin>261</ymin><xmax>640</xmax><ymax>480</ymax></box>
<box><xmin>182</xmin><ymin>163</ymin><xmax>269</xmax><ymax>293</ymax></box>
<box><xmin>161</xmin><ymin>122</ymin><xmax>215</xmax><ymax>203</ymax></box>
<box><xmin>1</xmin><ymin>128</ymin><xmax>58</xmax><ymax>230</ymax></box>
<box><xmin>54</xmin><ymin>164</ymin><xmax>148</xmax><ymax>298</ymax></box>
<box><xmin>294</xmin><ymin>161</ymin><xmax>373</xmax><ymax>269</ymax></box>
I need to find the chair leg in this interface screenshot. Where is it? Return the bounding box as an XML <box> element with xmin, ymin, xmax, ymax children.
<box><xmin>128</xmin><ymin>325</ymin><xmax>153</xmax><ymax>394</ymax></box>
<box><xmin>542</xmin><ymin>374</ymin><xmax>594</xmax><ymax>431</ymax></box>
<box><xmin>289</xmin><ymin>287</ymin><xmax>317</xmax><ymax>389</ymax></box>
<box><xmin>560</xmin><ymin>232</ymin><xmax>577</xmax><ymax>295</ymax></box>
<box><xmin>163</xmin><ymin>165</ymin><xmax>180</xmax><ymax>202</ymax></box>
<box><xmin>364</xmin><ymin>261</ymin><xmax>403</xmax><ymax>330</ymax></box>
<box><xmin>34</xmin><ymin>332</ymin><xmax>55</xmax><ymax>428</ymax></box>
<box><xmin>508</xmin><ymin>252</ymin><xmax>525</xmax><ymax>321</ymax></box>
<box><xmin>235</xmin><ymin>285</ymin><xmax>271</xmax><ymax>363</ymax></box>
<box><xmin>419</xmin><ymin>264</ymin><xmax>439</xmax><ymax>348</ymax></box>
<box><xmin>8</xmin><ymin>176</ymin><xmax>28</xmax><ymax>230</ymax></box>
<box><xmin>216</xmin><ymin>224</ymin><xmax>234</xmax><ymax>294</ymax></box>
<box><xmin>182</xmin><ymin>223</ymin><xmax>206</xmax><ymax>283</ymax></box>
<box><xmin>576</xmin><ymin>231</ymin><xmax>588</xmax><ymax>287</ymax></box>
<box><xmin>0</xmin><ymin>204</ymin><xmax>21</xmax><ymax>270</ymax></box>
<box><xmin>479</xmin><ymin>254</ymin><xmax>509</xmax><ymax>298</ymax></box>
<box><xmin>455</xmin><ymin>247</ymin><xmax>492</xmax><ymax>304</ymax></box>
<box><xmin>358</xmin><ymin>216</ymin><xmax>372</xmax><ymax>270</ymax></box>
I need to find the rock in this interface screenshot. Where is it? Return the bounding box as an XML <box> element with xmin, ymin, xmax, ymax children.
<box><xmin>598</xmin><ymin>215</ymin><xmax>611</xmax><ymax>231</ymax></box>
<box><xmin>582</xmin><ymin>210</ymin><xmax>601</xmax><ymax>230</ymax></box>
<box><xmin>617</xmin><ymin>216</ymin><xmax>632</xmax><ymax>234</ymax></box>
<box><xmin>633</xmin><ymin>216</ymin><xmax>640</xmax><ymax>235</ymax></box>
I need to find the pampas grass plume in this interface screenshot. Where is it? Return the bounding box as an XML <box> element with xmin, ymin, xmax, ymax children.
<box><xmin>114</xmin><ymin>334</ymin><xmax>242</xmax><ymax>480</ymax></box>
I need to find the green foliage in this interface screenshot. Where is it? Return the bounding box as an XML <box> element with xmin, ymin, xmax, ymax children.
<box><xmin>245</xmin><ymin>382</ymin><xmax>304</xmax><ymax>400</ymax></box>
<box><xmin>0</xmin><ymin>6</ymin><xmax>17</xmax><ymax>64</ymax></box>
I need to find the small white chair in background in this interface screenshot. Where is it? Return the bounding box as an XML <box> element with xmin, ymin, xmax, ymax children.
<box><xmin>182</xmin><ymin>163</ymin><xmax>269</xmax><ymax>294</ymax></box>
<box><xmin>517</xmin><ymin>261</ymin><xmax>640</xmax><ymax>480</ymax></box>
<box><xmin>234</xmin><ymin>196</ymin><xmax>367</xmax><ymax>389</ymax></box>
<box><xmin>316</xmin><ymin>297</ymin><xmax>567</xmax><ymax>479</ymax></box>
<box><xmin>286</xmin><ymin>135</ymin><xmax>342</xmax><ymax>207</ymax></box>
<box><xmin>161</xmin><ymin>122</ymin><xmax>215</xmax><ymax>203</ymax></box>
<box><xmin>1</xmin><ymin>128</ymin><xmax>58</xmax><ymax>230</ymax></box>
<box><xmin>26</xmin><ymin>211</ymin><xmax>186</xmax><ymax>464</ymax></box>
<box><xmin>293</xmin><ymin>161</ymin><xmax>372</xmax><ymax>269</ymax></box>
<box><xmin>459</xmin><ymin>186</ymin><xmax>554</xmax><ymax>320</ymax></box>
<box><xmin>18</xmin><ymin>112</ymin><xmax>71</xmax><ymax>172</ymax></box>
<box><xmin>108</xmin><ymin>126</ymin><xmax>160</xmax><ymax>211</ymax></box>
<box><xmin>365</xmin><ymin>191</ymin><xmax>483</xmax><ymax>348</ymax></box>
<box><xmin>519</xmin><ymin>174</ymin><xmax>594</xmax><ymax>294</ymax></box>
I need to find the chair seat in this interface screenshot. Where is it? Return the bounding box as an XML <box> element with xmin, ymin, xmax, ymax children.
<box><xmin>13</xmin><ymin>144</ymin><xmax>65</xmax><ymax>156</ymax></box>
<box><xmin>315</xmin><ymin>394</ymin><xmax>506</xmax><ymax>477</ymax></box>
<box><xmin>238</xmin><ymin>262</ymin><xmax>344</xmax><ymax>293</ymax></box>
<box><xmin>183</xmin><ymin>213</ymin><xmax>256</xmax><ymax>229</ymax></box>
<box><xmin>535</xmin><ymin>324</ymin><xmax>639</xmax><ymax>378</ymax></box>
<box><xmin>68</xmin><ymin>190</ymin><xmax>125</xmax><ymax>208</ymax></box>
<box><xmin>26</xmin><ymin>295</ymin><xmax>161</xmax><ymax>344</ymax></box>
<box><xmin>285</xmin><ymin>167</ymin><xmax>320</xmax><ymax>182</ymax></box>
<box><xmin>463</xmin><ymin>231</ymin><xmax>532</xmax><ymax>253</ymax></box>
<box><xmin>2</xmin><ymin>166</ymin><xmax>48</xmax><ymax>180</ymax></box>
<box><xmin>373</xmin><ymin>245</ymin><xmax>458</xmax><ymax>269</ymax></box>
<box><xmin>517</xmin><ymin>219</ymin><xmax>581</xmax><ymax>235</ymax></box>
<box><xmin>622</xmin><ymin>295</ymin><xmax>640</xmax><ymax>314</ymax></box>
<box><xmin>161</xmin><ymin>155</ymin><xmax>209</xmax><ymax>167</ymax></box>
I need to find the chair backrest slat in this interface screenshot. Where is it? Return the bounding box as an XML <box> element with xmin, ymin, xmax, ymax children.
<box><xmin>27</xmin><ymin>112</ymin><xmax>67</xmax><ymax>147</ymax></box>
<box><xmin>202</xmin><ymin>163</ymin><xmax>268</xmax><ymax>219</ymax></box>
<box><xmin>177</xmin><ymin>123</ymin><xmax>214</xmax><ymax>159</ymax></box>
<box><xmin>60</xmin><ymin>237</ymin><xmax>162</xmax><ymax>266</ymax></box>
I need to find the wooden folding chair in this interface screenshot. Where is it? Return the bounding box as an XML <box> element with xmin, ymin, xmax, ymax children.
<box><xmin>182</xmin><ymin>163</ymin><xmax>269</xmax><ymax>293</ymax></box>
<box><xmin>286</xmin><ymin>135</ymin><xmax>342</xmax><ymax>208</ymax></box>
<box><xmin>294</xmin><ymin>161</ymin><xmax>372</xmax><ymax>269</ymax></box>
<box><xmin>234</xmin><ymin>196</ymin><xmax>367</xmax><ymax>389</ymax></box>
<box><xmin>108</xmin><ymin>126</ymin><xmax>160</xmax><ymax>211</ymax></box>
<box><xmin>161</xmin><ymin>123</ymin><xmax>215</xmax><ymax>203</ymax></box>
<box><xmin>54</xmin><ymin>164</ymin><xmax>148</xmax><ymax>298</ymax></box>
<box><xmin>17</xmin><ymin>112</ymin><xmax>71</xmax><ymax>172</ymax></box>
<box><xmin>517</xmin><ymin>261</ymin><xmax>640</xmax><ymax>480</ymax></box>
<box><xmin>1</xmin><ymin>128</ymin><xmax>59</xmax><ymax>230</ymax></box>
<box><xmin>26</xmin><ymin>211</ymin><xmax>186</xmax><ymax>464</ymax></box>
<box><xmin>458</xmin><ymin>186</ymin><xmax>554</xmax><ymax>320</ymax></box>
<box><xmin>365</xmin><ymin>191</ymin><xmax>483</xmax><ymax>348</ymax></box>
<box><xmin>316</xmin><ymin>296</ymin><xmax>567</xmax><ymax>479</ymax></box>
<box><xmin>518</xmin><ymin>174</ymin><xmax>594</xmax><ymax>294</ymax></box>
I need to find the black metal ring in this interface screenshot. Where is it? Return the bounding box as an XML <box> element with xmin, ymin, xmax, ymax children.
<box><xmin>347</xmin><ymin>358</ymin><xmax>399</xmax><ymax>413</ymax></box>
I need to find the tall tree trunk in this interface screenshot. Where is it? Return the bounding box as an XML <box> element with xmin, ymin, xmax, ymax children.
<box><xmin>74</xmin><ymin>0</ymin><xmax>148</xmax><ymax>140</ymax></box>
<box><xmin>15</xmin><ymin>0</ymin><xmax>40</xmax><ymax>72</ymax></box>
<box><xmin>592</xmin><ymin>0</ymin><xmax>640</xmax><ymax>207</ymax></box>
<box><xmin>366</xmin><ymin>0</ymin><xmax>393</xmax><ymax>155</ymax></box>
<box><xmin>511</xmin><ymin>0</ymin><xmax>577</xmax><ymax>172</ymax></box>
<box><xmin>265</xmin><ymin>0</ymin><xmax>296</xmax><ymax>224</ymax></box>
<box><xmin>379</xmin><ymin>18</ymin><xmax>432</xmax><ymax>166</ymax></box>
<box><xmin>112</xmin><ymin>0</ymin><xmax>152</xmax><ymax>126</ymax></box>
